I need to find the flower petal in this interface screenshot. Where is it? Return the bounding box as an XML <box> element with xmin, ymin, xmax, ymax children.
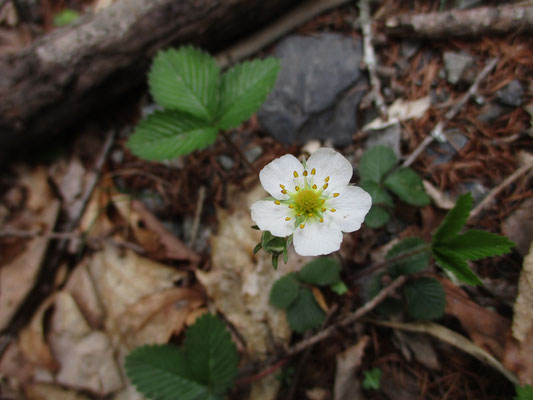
<box><xmin>326</xmin><ymin>186</ymin><xmax>372</xmax><ymax>232</ymax></box>
<box><xmin>293</xmin><ymin>219</ymin><xmax>343</xmax><ymax>256</ymax></box>
<box><xmin>251</xmin><ymin>200</ymin><xmax>295</xmax><ymax>237</ymax></box>
<box><xmin>305</xmin><ymin>148</ymin><xmax>353</xmax><ymax>194</ymax></box>
<box><xmin>259</xmin><ymin>154</ymin><xmax>305</xmax><ymax>200</ymax></box>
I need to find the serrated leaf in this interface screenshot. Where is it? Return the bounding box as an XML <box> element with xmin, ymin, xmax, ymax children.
<box><xmin>286</xmin><ymin>287</ymin><xmax>325</xmax><ymax>333</ymax></box>
<box><xmin>125</xmin><ymin>345</ymin><xmax>215</xmax><ymax>400</ymax></box>
<box><xmin>127</xmin><ymin>110</ymin><xmax>218</xmax><ymax>160</ymax></box>
<box><xmin>360</xmin><ymin>180</ymin><xmax>394</xmax><ymax>207</ymax></box>
<box><xmin>386</xmin><ymin>237</ymin><xmax>430</xmax><ymax>275</ymax></box>
<box><xmin>184</xmin><ymin>314</ymin><xmax>239</xmax><ymax>396</ymax></box>
<box><xmin>404</xmin><ymin>277</ymin><xmax>445</xmax><ymax>320</ymax></box>
<box><xmin>149</xmin><ymin>47</ymin><xmax>219</xmax><ymax>121</ymax></box>
<box><xmin>364</xmin><ymin>205</ymin><xmax>390</xmax><ymax>228</ymax></box>
<box><xmin>433</xmin><ymin>193</ymin><xmax>472</xmax><ymax>243</ymax></box>
<box><xmin>359</xmin><ymin>145</ymin><xmax>397</xmax><ymax>182</ymax></box>
<box><xmin>384</xmin><ymin>167</ymin><xmax>430</xmax><ymax>206</ymax></box>
<box><xmin>217</xmin><ymin>58</ymin><xmax>280</xmax><ymax>130</ymax></box>
<box><xmin>433</xmin><ymin>246</ymin><xmax>482</xmax><ymax>285</ymax></box>
<box><xmin>298</xmin><ymin>258</ymin><xmax>341</xmax><ymax>286</ymax></box>
<box><xmin>270</xmin><ymin>274</ymin><xmax>300</xmax><ymax>309</ymax></box>
<box><xmin>438</xmin><ymin>229</ymin><xmax>514</xmax><ymax>260</ymax></box>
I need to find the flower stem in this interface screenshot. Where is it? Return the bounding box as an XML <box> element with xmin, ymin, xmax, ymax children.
<box><xmin>219</xmin><ymin>130</ymin><xmax>255</xmax><ymax>172</ymax></box>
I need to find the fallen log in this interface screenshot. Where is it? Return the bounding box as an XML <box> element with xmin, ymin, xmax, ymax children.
<box><xmin>0</xmin><ymin>0</ymin><xmax>301</xmax><ymax>162</ymax></box>
<box><xmin>385</xmin><ymin>5</ymin><xmax>533</xmax><ymax>38</ymax></box>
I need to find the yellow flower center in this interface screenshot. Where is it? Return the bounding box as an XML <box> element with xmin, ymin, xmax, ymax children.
<box><xmin>294</xmin><ymin>189</ymin><xmax>320</xmax><ymax>215</ymax></box>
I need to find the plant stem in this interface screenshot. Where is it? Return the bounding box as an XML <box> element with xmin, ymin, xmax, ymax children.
<box><xmin>219</xmin><ymin>130</ymin><xmax>255</xmax><ymax>172</ymax></box>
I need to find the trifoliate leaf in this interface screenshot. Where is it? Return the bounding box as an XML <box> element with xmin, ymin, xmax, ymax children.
<box><xmin>217</xmin><ymin>58</ymin><xmax>280</xmax><ymax>130</ymax></box>
<box><xmin>515</xmin><ymin>384</ymin><xmax>533</xmax><ymax>400</ymax></box>
<box><xmin>386</xmin><ymin>237</ymin><xmax>430</xmax><ymax>275</ymax></box>
<box><xmin>404</xmin><ymin>277</ymin><xmax>445</xmax><ymax>320</ymax></box>
<box><xmin>125</xmin><ymin>345</ymin><xmax>215</xmax><ymax>400</ymax></box>
<box><xmin>330</xmin><ymin>281</ymin><xmax>348</xmax><ymax>295</ymax></box>
<box><xmin>359</xmin><ymin>145</ymin><xmax>397</xmax><ymax>183</ymax></box>
<box><xmin>299</xmin><ymin>257</ymin><xmax>341</xmax><ymax>286</ymax></box>
<box><xmin>127</xmin><ymin>110</ymin><xmax>217</xmax><ymax>161</ymax></box>
<box><xmin>438</xmin><ymin>229</ymin><xmax>514</xmax><ymax>260</ymax></box>
<box><xmin>384</xmin><ymin>167</ymin><xmax>430</xmax><ymax>206</ymax></box>
<box><xmin>53</xmin><ymin>9</ymin><xmax>80</xmax><ymax>26</ymax></box>
<box><xmin>270</xmin><ymin>274</ymin><xmax>300</xmax><ymax>309</ymax></box>
<box><xmin>432</xmin><ymin>246</ymin><xmax>482</xmax><ymax>285</ymax></box>
<box><xmin>367</xmin><ymin>274</ymin><xmax>403</xmax><ymax>316</ymax></box>
<box><xmin>148</xmin><ymin>47</ymin><xmax>219</xmax><ymax>121</ymax></box>
<box><xmin>364</xmin><ymin>205</ymin><xmax>390</xmax><ymax>228</ymax></box>
<box><xmin>433</xmin><ymin>193</ymin><xmax>472</xmax><ymax>243</ymax></box>
<box><xmin>286</xmin><ymin>287</ymin><xmax>325</xmax><ymax>333</ymax></box>
<box><xmin>362</xmin><ymin>367</ymin><xmax>382</xmax><ymax>390</ymax></box>
<box><xmin>360</xmin><ymin>180</ymin><xmax>394</xmax><ymax>207</ymax></box>
<box><xmin>183</xmin><ymin>314</ymin><xmax>239</xmax><ymax>396</ymax></box>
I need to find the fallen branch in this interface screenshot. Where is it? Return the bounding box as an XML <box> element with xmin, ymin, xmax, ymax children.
<box><xmin>385</xmin><ymin>5</ymin><xmax>533</xmax><ymax>38</ymax></box>
<box><xmin>402</xmin><ymin>58</ymin><xmax>498</xmax><ymax>167</ymax></box>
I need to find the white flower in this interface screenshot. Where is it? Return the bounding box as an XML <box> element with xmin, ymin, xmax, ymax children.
<box><xmin>251</xmin><ymin>148</ymin><xmax>372</xmax><ymax>256</ymax></box>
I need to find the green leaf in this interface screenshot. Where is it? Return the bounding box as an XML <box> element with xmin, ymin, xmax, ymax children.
<box><xmin>127</xmin><ymin>110</ymin><xmax>218</xmax><ymax>161</ymax></box>
<box><xmin>386</xmin><ymin>237</ymin><xmax>430</xmax><ymax>275</ymax></box>
<box><xmin>438</xmin><ymin>229</ymin><xmax>514</xmax><ymax>260</ymax></box>
<box><xmin>53</xmin><ymin>9</ymin><xmax>80</xmax><ymax>26</ymax></box>
<box><xmin>384</xmin><ymin>167</ymin><xmax>430</xmax><ymax>206</ymax></box>
<box><xmin>286</xmin><ymin>288</ymin><xmax>325</xmax><ymax>333</ymax></box>
<box><xmin>433</xmin><ymin>193</ymin><xmax>472</xmax><ymax>243</ymax></box>
<box><xmin>183</xmin><ymin>314</ymin><xmax>239</xmax><ymax>396</ymax></box>
<box><xmin>270</xmin><ymin>274</ymin><xmax>300</xmax><ymax>309</ymax></box>
<box><xmin>125</xmin><ymin>345</ymin><xmax>216</xmax><ymax>400</ymax></box>
<box><xmin>404</xmin><ymin>277</ymin><xmax>445</xmax><ymax>320</ymax></box>
<box><xmin>148</xmin><ymin>47</ymin><xmax>219</xmax><ymax>121</ymax></box>
<box><xmin>298</xmin><ymin>258</ymin><xmax>341</xmax><ymax>286</ymax></box>
<box><xmin>217</xmin><ymin>58</ymin><xmax>280</xmax><ymax>130</ymax></box>
<box><xmin>364</xmin><ymin>206</ymin><xmax>390</xmax><ymax>228</ymax></box>
<box><xmin>432</xmin><ymin>246</ymin><xmax>482</xmax><ymax>285</ymax></box>
<box><xmin>359</xmin><ymin>145</ymin><xmax>397</xmax><ymax>182</ymax></box>
<box><xmin>330</xmin><ymin>281</ymin><xmax>348</xmax><ymax>295</ymax></box>
<box><xmin>515</xmin><ymin>384</ymin><xmax>533</xmax><ymax>400</ymax></box>
<box><xmin>359</xmin><ymin>180</ymin><xmax>394</xmax><ymax>207</ymax></box>
<box><xmin>362</xmin><ymin>367</ymin><xmax>382</xmax><ymax>390</ymax></box>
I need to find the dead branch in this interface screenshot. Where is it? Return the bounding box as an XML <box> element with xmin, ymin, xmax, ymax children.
<box><xmin>385</xmin><ymin>5</ymin><xmax>533</xmax><ymax>38</ymax></box>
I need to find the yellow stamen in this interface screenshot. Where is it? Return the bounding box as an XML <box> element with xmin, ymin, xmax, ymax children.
<box><xmin>280</xmin><ymin>184</ymin><xmax>285</xmax><ymax>189</ymax></box>
<box><xmin>322</xmin><ymin>208</ymin><xmax>326</xmax><ymax>212</ymax></box>
<box><xmin>320</xmin><ymin>217</ymin><xmax>324</xmax><ymax>223</ymax></box>
<box><xmin>321</xmin><ymin>199</ymin><xmax>325</xmax><ymax>204</ymax></box>
<box><xmin>274</xmin><ymin>200</ymin><xmax>281</xmax><ymax>205</ymax></box>
<box><xmin>295</xmin><ymin>186</ymin><xmax>300</xmax><ymax>191</ymax></box>
<box><xmin>289</xmin><ymin>204</ymin><xmax>294</xmax><ymax>209</ymax></box>
<box><xmin>300</xmin><ymin>224</ymin><xmax>305</xmax><ymax>229</ymax></box>
<box><xmin>281</xmin><ymin>189</ymin><xmax>287</xmax><ymax>194</ymax></box>
<box><xmin>331</xmin><ymin>208</ymin><xmax>336</xmax><ymax>212</ymax></box>
<box><xmin>325</xmin><ymin>176</ymin><xmax>330</xmax><ymax>183</ymax></box>
<box><xmin>333</xmin><ymin>193</ymin><xmax>339</xmax><ymax>197</ymax></box>
<box><xmin>308</xmin><ymin>213</ymin><xmax>313</xmax><ymax>217</ymax></box>
<box><xmin>303</xmin><ymin>171</ymin><xmax>308</xmax><ymax>176</ymax></box>
<box><xmin>311</xmin><ymin>168</ymin><xmax>316</xmax><ymax>175</ymax></box>
<box><xmin>293</xmin><ymin>171</ymin><xmax>299</xmax><ymax>178</ymax></box>
<box><xmin>297</xmin><ymin>214</ymin><xmax>302</xmax><ymax>217</ymax></box>
<box><xmin>312</xmin><ymin>184</ymin><xmax>317</xmax><ymax>189</ymax></box>
<box><xmin>285</xmin><ymin>217</ymin><xmax>291</xmax><ymax>221</ymax></box>
<box><xmin>323</xmin><ymin>183</ymin><xmax>328</xmax><ymax>189</ymax></box>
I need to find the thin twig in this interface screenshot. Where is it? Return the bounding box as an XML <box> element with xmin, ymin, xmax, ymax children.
<box><xmin>188</xmin><ymin>186</ymin><xmax>206</xmax><ymax>248</ymax></box>
<box><xmin>219</xmin><ymin>130</ymin><xmax>255</xmax><ymax>172</ymax></box>
<box><xmin>402</xmin><ymin>58</ymin><xmax>498</xmax><ymax>167</ymax></box>
<box><xmin>469</xmin><ymin>159</ymin><xmax>533</xmax><ymax>220</ymax></box>
<box><xmin>359</xmin><ymin>0</ymin><xmax>388</xmax><ymax>117</ymax></box>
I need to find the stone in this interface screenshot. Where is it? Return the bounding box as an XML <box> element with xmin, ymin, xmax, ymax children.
<box><xmin>217</xmin><ymin>154</ymin><xmax>234</xmax><ymax>171</ymax></box>
<box><xmin>497</xmin><ymin>80</ymin><xmax>525</xmax><ymax>107</ymax></box>
<box><xmin>427</xmin><ymin>129</ymin><xmax>469</xmax><ymax>165</ymax></box>
<box><xmin>365</xmin><ymin>123</ymin><xmax>401</xmax><ymax>159</ymax></box>
<box><xmin>400</xmin><ymin>39</ymin><xmax>421</xmax><ymax>59</ymax></box>
<box><xmin>245</xmin><ymin>145</ymin><xmax>263</xmax><ymax>163</ymax></box>
<box><xmin>443</xmin><ymin>51</ymin><xmax>475</xmax><ymax>85</ymax></box>
<box><xmin>258</xmin><ymin>33</ymin><xmax>366</xmax><ymax>146</ymax></box>
<box><xmin>477</xmin><ymin>103</ymin><xmax>511</xmax><ymax>124</ymax></box>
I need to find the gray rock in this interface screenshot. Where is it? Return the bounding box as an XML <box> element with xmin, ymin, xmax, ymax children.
<box><xmin>443</xmin><ymin>51</ymin><xmax>474</xmax><ymax>85</ymax></box>
<box><xmin>477</xmin><ymin>103</ymin><xmax>511</xmax><ymax>124</ymax></box>
<box><xmin>365</xmin><ymin>123</ymin><xmax>401</xmax><ymax>159</ymax></box>
<box><xmin>400</xmin><ymin>40</ymin><xmax>421</xmax><ymax>59</ymax></box>
<box><xmin>245</xmin><ymin>145</ymin><xmax>263</xmax><ymax>163</ymax></box>
<box><xmin>217</xmin><ymin>155</ymin><xmax>234</xmax><ymax>171</ymax></box>
<box><xmin>427</xmin><ymin>129</ymin><xmax>469</xmax><ymax>165</ymax></box>
<box><xmin>497</xmin><ymin>80</ymin><xmax>524</xmax><ymax>107</ymax></box>
<box><xmin>258</xmin><ymin>33</ymin><xmax>366</xmax><ymax>146</ymax></box>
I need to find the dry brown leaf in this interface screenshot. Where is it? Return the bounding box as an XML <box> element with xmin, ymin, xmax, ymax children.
<box><xmin>334</xmin><ymin>335</ymin><xmax>369</xmax><ymax>400</ymax></box>
<box><xmin>49</xmin><ymin>156</ymin><xmax>89</xmax><ymax>221</ymax></box>
<box><xmin>394</xmin><ymin>331</ymin><xmax>440</xmax><ymax>370</ymax></box>
<box><xmin>0</xmin><ymin>341</ymin><xmax>36</xmax><ymax>388</ymax></box>
<box><xmin>26</xmin><ymin>383</ymin><xmax>92</xmax><ymax>400</ymax></box>
<box><xmin>502</xmin><ymin>198</ymin><xmax>533</xmax><ymax>257</ymax></box>
<box><xmin>49</xmin><ymin>292</ymin><xmax>123</xmax><ymax>395</ymax></box>
<box><xmin>0</xmin><ymin>167</ymin><xmax>60</xmax><ymax>330</ymax></box>
<box><xmin>441</xmin><ymin>278</ymin><xmax>510</xmax><ymax>360</ymax></box>
<box><xmin>197</xmin><ymin>184</ymin><xmax>312</xmax><ymax>400</ymax></box>
<box><xmin>422</xmin><ymin>180</ymin><xmax>454</xmax><ymax>210</ymax></box>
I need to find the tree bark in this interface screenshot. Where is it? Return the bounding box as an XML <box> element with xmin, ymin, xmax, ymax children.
<box><xmin>385</xmin><ymin>5</ymin><xmax>533</xmax><ymax>38</ymax></box>
<box><xmin>0</xmin><ymin>0</ymin><xmax>300</xmax><ymax>162</ymax></box>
